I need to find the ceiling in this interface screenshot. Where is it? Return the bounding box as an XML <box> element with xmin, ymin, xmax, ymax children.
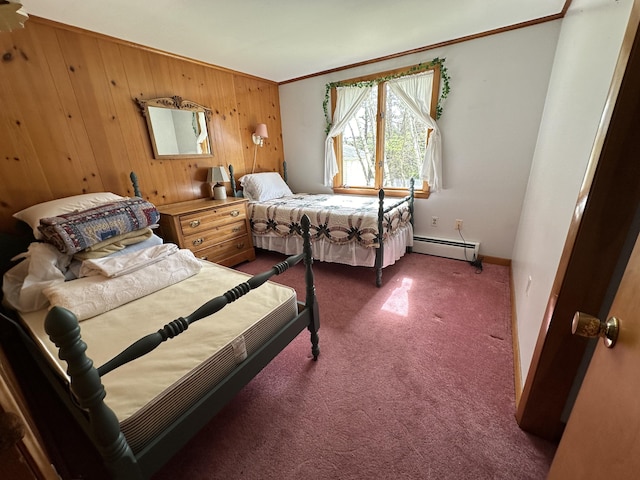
<box><xmin>20</xmin><ymin>0</ymin><xmax>568</xmax><ymax>83</ymax></box>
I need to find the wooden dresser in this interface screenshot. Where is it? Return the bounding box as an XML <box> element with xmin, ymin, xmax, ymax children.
<box><xmin>157</xmin><ymin>197</ymin><xmax>255</xmax><ymax>267</ymax></box>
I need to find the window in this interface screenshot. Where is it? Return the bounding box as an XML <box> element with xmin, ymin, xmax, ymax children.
<box><xmin>325</xmin><ymin>62</ymin><xmax>445</xmax><ymax>198</ymax></box>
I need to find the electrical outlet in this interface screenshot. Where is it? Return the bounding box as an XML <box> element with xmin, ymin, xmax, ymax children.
<box><xmin>455</xmin><ymin>219</ymin><xmax>463</xmax><ymax>230</ymax></box>
<box><xmin>431</xmin><ymin>216</ymin><xmax>439</xmax><ymax>227</ymax></box>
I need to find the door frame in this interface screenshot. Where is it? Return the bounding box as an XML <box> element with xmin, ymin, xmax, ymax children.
<box><xmin>516</xmin><ymin>2</ymin><xmax>640</xmax><ymax>440</ymax></box>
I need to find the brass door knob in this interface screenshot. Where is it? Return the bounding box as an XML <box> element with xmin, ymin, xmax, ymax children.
<box><xmin>572</xmin><ymin>311</ymin><xmax>619</xmax><ymax>348</ymax></box>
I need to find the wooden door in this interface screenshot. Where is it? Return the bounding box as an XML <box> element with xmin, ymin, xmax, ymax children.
<box><xmin>516</xmin><ymin>2</ymin><xmax>640</xmax><ymax>441</ymax></box>
<box><xmin>548</xmin><ymin>4</ymin><xmax>640</xmax><ymax>477</ymax></box>
<box><xmin>547</xmin><ymin>226</ymin><xmax>640</xmax><ymax>478</ymax></box>
<box><xmin>0</xmin><ymin>349</ymin><xmax>59</xmax><ymax>479</ymax></box>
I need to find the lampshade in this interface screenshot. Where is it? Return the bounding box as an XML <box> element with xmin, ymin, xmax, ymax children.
<box><xmin>254</xmin><ymin>123</ymin><xmax>268</xmax><ymax>139</ymax></box>
<box><xmin>252</xmin><ymin>123</ymin><xmax>269</xmax><ymax>146</ymax></box>
<box><xmin>207</xmin><ymin>166</ymin><xmax>230</xmax><ymax>184</ymax></box>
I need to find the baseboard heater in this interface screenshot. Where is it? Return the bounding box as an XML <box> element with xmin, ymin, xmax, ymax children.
<box><xmin>412</xmin><ymin>235</ymin><xmax>480</xmax><ymax>262</ymax></box>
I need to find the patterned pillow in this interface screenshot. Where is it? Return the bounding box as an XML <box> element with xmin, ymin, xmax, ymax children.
<box><xmin>38</xmin><ymin>198</ymin><xmax>160</xmax><ymax>254</ymax></box>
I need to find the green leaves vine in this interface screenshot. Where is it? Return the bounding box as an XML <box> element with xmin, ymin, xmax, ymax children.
<box><xmin>323</xmin><ymin>57</ymin><xmax>451</xmax><ymax>135</ymax></box>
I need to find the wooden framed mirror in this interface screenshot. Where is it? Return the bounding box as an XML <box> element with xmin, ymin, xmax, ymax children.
<box><xmin>136</xmin><ymin>96</ymin><xmax>213</xmax><ymax>159</ymax></box>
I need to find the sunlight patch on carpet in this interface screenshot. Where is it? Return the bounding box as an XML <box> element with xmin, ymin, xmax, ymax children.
<box><xmin>381</xmin><ymin>277</ymin><xmax>413</xmax><ymax>317</ymax></box>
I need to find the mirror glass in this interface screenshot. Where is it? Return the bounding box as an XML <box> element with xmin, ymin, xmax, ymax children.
<box><xmin>136</xmin><ymin>96</ymin><xmax>213</xmax><ymax>159</ymax></box>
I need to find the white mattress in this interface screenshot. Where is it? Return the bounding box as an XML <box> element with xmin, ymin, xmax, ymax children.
<box><xmin>19</xmin><ymin>261</ymin><xmax>298</xmax><ymax>453</ymax></box>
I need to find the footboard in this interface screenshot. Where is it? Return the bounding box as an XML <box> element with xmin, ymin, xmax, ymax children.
<box><xmin>374</xmin><ymin>178</ymin><xmax>415</xmax><ymax>287</ymax></box>
<box><xmin>44</xmin><ymin>215</ymin><xmax>319</xmax><ymax>479</ymax></box>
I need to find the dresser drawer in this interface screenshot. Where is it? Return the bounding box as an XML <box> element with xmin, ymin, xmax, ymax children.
<box><xmin>183</xmin><ymin>220</ymin><xmax>247</xmax><ymax>252</ymax></box>
<box><xmin>179</xmin><ymin>204</ymin><xmax>245</xmax><ymax>236</ymax></box>
<box><xmin>192</xmin><ymin>235</ymin><xmax>252</xmax><ymax>263</ymax></box>
<box><xmin>157</xmin><ymin>197</ymin><xmax>254</xmax><ymax>267</ymax></box>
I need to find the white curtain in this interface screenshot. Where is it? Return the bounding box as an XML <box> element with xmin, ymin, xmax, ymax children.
<box><xmin>388</xmin><ymin>71</ymin><xmax>443</xmax><ymax>192</ymax></box>
<box><xmin>323</xmin><ymin>85</ymin><xmax>373</xmax><ymax>187</ymax></box>
<box><xmin>195</xmin><ymin>112</ymin><xmax>208</xmax><ymax>154</ymax></box>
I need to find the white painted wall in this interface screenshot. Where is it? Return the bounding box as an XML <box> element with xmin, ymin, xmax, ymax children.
<box><xmin>512</xmin><ymin>0</ymin><xmax>634</xmax><ymax>383</ymax></box>
<box><xmin>279</xmin><ymin>22</ymin><xmax>561</xmax><ymax>259</ymax></box>
<box><xmin>278</xmin><ymin>0</ymin><xmax>634</xmax><ymax>393</ymax></box>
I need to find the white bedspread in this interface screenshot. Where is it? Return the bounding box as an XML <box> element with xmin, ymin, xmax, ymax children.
<box><xmin>79</xmin><ymin>243</ymin><xmax>179</xmax><ymax>278</ymax></box>
<box><xmin>2</xmin><ymin>243</ymin><xmax>69</xmax><ymax>313</ymax></box>
<box><xmin>43</xmin><ymin>249</ymin><xmax>202</xmax><ymax>321</ymax></box>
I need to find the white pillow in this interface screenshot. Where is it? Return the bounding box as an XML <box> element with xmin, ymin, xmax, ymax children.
<box><xmin>13</xmin><ymin>192</ymin><xmax>125</xmax><ymax>239</ymax></box>
<box><xmin>240</xmin><ymin>172</ymin><xmax>293</xmax><ymax>202</ymax></box>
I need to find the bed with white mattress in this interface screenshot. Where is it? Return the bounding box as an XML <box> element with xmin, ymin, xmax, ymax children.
<box><xmin>0</xmin><ymin>187</ymin><xmax>320</xmax><ymax>479</ymax></box>
<box><xmin>20</xmin><ymin>260</ymin><xmax>299</xmax><ymax>452</ymax></box>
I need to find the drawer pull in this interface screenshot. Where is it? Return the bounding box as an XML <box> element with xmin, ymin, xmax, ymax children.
<box><xmin>236</xmin><ymin>242</ymin><xmax>245</xmax><ymax>249</ymax></box>
<box><xmin>189</xmin><ymin>219</ymin><xmax>201</xmax><ymax>228</ymax></box>
<box><xmin>192</xmin><ymin>238</ymin><xmax>204</xmax><ymax>246</ymax></box>
<box><xmin>232</xmin><ymin>226</ymin><xmax>241</xmax><ymax>232</ymax></box>
<box><xmin>229</xmin><ymin>210</ymin><xmax>240</xmax><ymax>217</ymax></box>
<box><xmin>199</xmin><ymin>256</ymin><xmax>208</xmax><ymax>261</ymax></box>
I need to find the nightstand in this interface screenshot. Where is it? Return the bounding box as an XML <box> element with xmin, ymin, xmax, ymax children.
<box><xmin>157</xmin><ymin>197</ymin><xmax>255</xmax><ymax>267</ymax></box>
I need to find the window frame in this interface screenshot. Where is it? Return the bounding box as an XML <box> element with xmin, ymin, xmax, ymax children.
<box><xmin>330</xmin><ymin>64</ymin><xmax>441</xmax><ymax>199</ymax></box>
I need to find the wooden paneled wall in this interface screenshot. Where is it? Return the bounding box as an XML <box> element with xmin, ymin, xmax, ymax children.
<box><xmin>0</xmin><ymin>17</ymin><xmax>283</xmax><ymax>233</ymax></box>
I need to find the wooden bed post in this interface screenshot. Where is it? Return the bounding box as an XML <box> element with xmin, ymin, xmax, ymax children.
<box><xmin>301</xmin><ymin>214</ymin><xmax>320</xmax><ymax>360</ymax></box>
<box><xmin>228</xmin><ymin>164</ymin><xmax>240</xmax><ymax>197</ymax></box>
<box><xmin>408</xmin><ymin>178</ymin><xmax>415</xmax><ymax>253</ymax></box>
<box><xmin>375</xmin><ymin>189</ymin><xmax>385</xmax><ymax>287</ymax></box>
<box><xmin>45</xmin><ymin>307</ymin><xmax>142</xmax><ymax>479</ymax></box>
<box><xmin>130</xmin><ymin>172</ymin><xmax>141</xmax><ymax>198</ymax></box>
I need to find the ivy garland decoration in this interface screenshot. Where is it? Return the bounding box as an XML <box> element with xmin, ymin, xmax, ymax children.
<box><xmin>322</xmin><ymin>57</ymin><xmax>450</xmax><ymax>135</ymax></box>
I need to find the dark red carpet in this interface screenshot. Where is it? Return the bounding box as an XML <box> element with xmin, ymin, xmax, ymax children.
<box><xmin>153</xmin><ymin>250</ymin><xmax>556</xmax><ymax>479</ymax></box>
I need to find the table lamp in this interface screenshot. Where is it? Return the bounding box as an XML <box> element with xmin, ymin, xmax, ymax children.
<box><xmin>207</xmin><ymin>166</ymin><xmax>230</xmax><ymax>200</ymax></box>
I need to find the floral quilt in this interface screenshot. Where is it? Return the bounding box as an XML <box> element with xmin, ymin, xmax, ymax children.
<box><xmin>248</xmin><ymin>194</ymin><xmax>411</xmax><ymax>247</ymax></box>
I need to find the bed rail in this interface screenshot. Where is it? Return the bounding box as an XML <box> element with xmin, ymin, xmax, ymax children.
<box><xmin>44</xmin><ymin>214</ymin><xmax>319</xmax><ymax>479</ymax></box>
<box><xmin>98</xmin><ymin>246</ymin><xmax>310</xmax><ymax>377</ymax></box>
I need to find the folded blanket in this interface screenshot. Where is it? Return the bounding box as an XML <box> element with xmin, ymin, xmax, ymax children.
<box><xmin>79</xmin><ymin>243</ymin><xmax>179</xmax><ymax>278</ymax></box>
<box><xmin>43</xmin><ymin>249</ymin><xmax>202</xmax><ymax>321</ymax></box>
<box><xmin>38</xmin><ymin>198</ymin><xmax>159</xmax><ymax>254</ymax></box>
<box><xmin>73</xmin><ymin>227</ymin><xmax>154</xmax><ymax>260</ymax></box>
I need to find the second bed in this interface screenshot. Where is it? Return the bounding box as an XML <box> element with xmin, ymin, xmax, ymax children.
<box><xmin>229</xmin><ymin>165</ymin><xmax>415</xmax><ymax>286</ymax></box>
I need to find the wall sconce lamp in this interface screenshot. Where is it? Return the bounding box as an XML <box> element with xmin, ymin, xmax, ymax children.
<box><xmin>252</xmin><ymin>123</ymin><xmax>269</xmax><ymax>147</ymax></box>
<box><xmin>0</xmin><ymin>1</ymin><xmax>28</xmax><ymax>33</ymax></box>
<box><xmin>207</xmin><ymin>165</ymin><xmax>230</xmax><ymax>200</ymax></box>
<box><xmin>251</xmin><ymin>123</ymin><xmax>269</xmax><ymax>173</ymax></box>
